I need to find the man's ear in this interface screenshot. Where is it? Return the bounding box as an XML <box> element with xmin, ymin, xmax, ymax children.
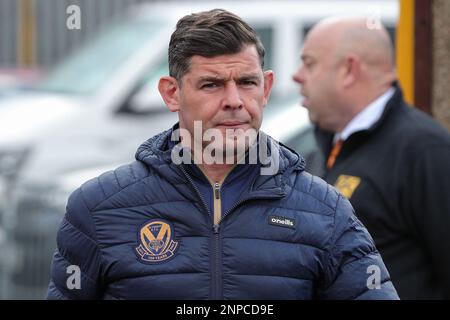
<box><xmin>262</xmin><ymin>70</ymin><xmax>274</xmax><ymax>106</ymax></box>
<box><xmin>158</xmin><ymin>76</ymin><xmax>180</xmax><ymax>112</ymax></box>
<box><xmin>341</xmin><ymin>54</ymin><xmax>360</xmax><ymax>88</ymax></box>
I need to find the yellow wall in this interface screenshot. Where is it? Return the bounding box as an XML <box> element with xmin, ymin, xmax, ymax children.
<box><xmin>19</xmin><ymin>0</ymin><xmax>35</xmax><ymax>66</ymax></box>
<box><xmin>396</xmin><ymin>0</ymin><xmax>414</xmax><ymax>105</ymax></box>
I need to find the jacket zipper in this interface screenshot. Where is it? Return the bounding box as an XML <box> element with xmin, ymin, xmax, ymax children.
<box><xmin>180</xmin><ymin>165</ymin><xmax>284</xmax><ymax>299</ymax></box>
<box><xmin>212</xmin><ymin>182</ymin><xmax>221</xmax><ymax>299</ymax></box>
<box><xmin>213</xmin><ymin>182</ymin><xmax>221</xmax><ymax>226</ymax></box>
<box><xmin>179</xmin><ymin>166</ymin><xmax>223</xmax><ymax>299</ymax></box>
<box><xmin>210</xmin><ymin>181</ymin><xmax>285</xmax><ymax>299</ymax></box>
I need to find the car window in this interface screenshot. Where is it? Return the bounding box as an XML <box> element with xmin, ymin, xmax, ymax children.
<box><xmin>122</xmin><ymin>57</ymin><xmax>168</xmax><ymax>113</ymax></box>
<box><xmin>36</xmin><ymin>19</ymin><xmax>166</xmax><ymax>95</ymax></box>
<box><xmin>139</xmin><ymin>58</ymin><xmax>168</xmax><ymax>94</ymax></box>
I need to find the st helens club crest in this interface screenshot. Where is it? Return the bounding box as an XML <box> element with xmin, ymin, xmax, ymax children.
<box><xmin>135</xmin><ymin>219</ymin><xmax>179</xmax><ymax>263</ymax></box>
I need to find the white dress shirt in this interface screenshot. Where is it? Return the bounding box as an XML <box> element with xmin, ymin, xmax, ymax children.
<box><xmin>333</xmin><ymin>87</ymin><xmax>395</xmax><ymax>144</ymax></box>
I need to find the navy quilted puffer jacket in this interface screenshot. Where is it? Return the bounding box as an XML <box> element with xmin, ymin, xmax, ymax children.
<box><xmin>47</xmin><ymin>128</ymin><xmax>398</xmax><ymax>299</ymax></box>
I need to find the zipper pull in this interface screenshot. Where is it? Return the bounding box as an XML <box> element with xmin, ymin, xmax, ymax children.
<box><xmin>214</xmin><ymin>182</ymin><xmax>220</xmax><ymax>199</ymax></box>
<box><xmin>213</xmin><ymin>224</ymin><xmax>220</xmax><ymax>234</ymax></box>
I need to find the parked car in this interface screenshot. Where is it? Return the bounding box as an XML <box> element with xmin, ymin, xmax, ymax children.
<box><xmin>0</xmin><ymin>0</ymin><xmax>398</xmax><ymax>299</ymax></box>
<box><xmin>0</xmin><ymin>68</ymin><xmax>44</xmax><ymax>100</ymax></box>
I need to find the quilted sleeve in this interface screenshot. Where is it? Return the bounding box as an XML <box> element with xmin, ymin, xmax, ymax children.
<box><xmin>318</xmin><ymin>195</ymin><xmax>399</xmax><ymax>300</ymax></box>
<box><xmin>46</xmin><ymin>187</ymin><xmax>103</xmax><ymax>299</ymax></box>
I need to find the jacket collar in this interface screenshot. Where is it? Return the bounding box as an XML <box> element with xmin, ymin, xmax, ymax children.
<box><xmin>315</xmin><ymin>81</ymin><xmax>405</xmax><ymax>155</ymax></box>
<box><xmin>135</xmin><ymin>124</ymin><xmax>306</xmax><ymax>199</ymax></box>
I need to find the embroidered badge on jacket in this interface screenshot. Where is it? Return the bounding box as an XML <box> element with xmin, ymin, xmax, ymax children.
<box><xmin>334</xmin><ymin>175</ymin><xmax>361</xmax><ymax>199</ymax></box>
<box><xmin>135</xmin><ymin>219</ymin><xmax>179</xmax><ymax>263</ymax></box>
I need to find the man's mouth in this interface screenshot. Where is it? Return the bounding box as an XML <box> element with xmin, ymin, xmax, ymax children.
<box><xmin>216</xmin><ymin>121</ymin><xmax>249</xmax><ymax>129</ymax></box>
<box><xmin>300</xmin><ymin>93</ymin><xmax>309</xmax><ymax>107</ymax></box>
<box><xmin>302</xmin><ymin>98</ymin><xmax>310</xmax><ymax>107</ymax></box>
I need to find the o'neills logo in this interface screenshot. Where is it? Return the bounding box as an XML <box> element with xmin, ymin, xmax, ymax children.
<box><xmin>269</xmin><ymin>215</ymin><xmax>296</xmax><ymax>229</ymax></box>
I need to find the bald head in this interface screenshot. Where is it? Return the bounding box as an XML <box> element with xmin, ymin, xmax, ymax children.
<box><xmin>307</xmin><ymin>17</ymin><xmax>395</xmax><ymax>76</ymax></box>
<box><xmin>293</xmin><ymin>16</ymin><xmax>397</xmax><ymax>132</ymax></box>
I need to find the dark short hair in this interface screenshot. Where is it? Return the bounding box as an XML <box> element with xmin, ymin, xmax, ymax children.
<box><xmin>168</xmin><ymin>9</ymin><xmax>265</xmax><ymax>81</ymax></box>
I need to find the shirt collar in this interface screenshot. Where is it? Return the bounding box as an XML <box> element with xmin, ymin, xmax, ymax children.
<box><xmin>334</xmin><ymin>87</ymin><xmax>395</xmax><ymax>143</ymax></box>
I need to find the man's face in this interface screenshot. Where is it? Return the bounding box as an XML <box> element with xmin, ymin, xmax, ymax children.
<box><xmin>176</xmin><ymin>45</ymin><xmax>273</xmax><ymax>157</ymax></box>
<box><xmin>292</xmin><ymin>31</ymin><xmax>343</xmax><ymax>132</ymax></box>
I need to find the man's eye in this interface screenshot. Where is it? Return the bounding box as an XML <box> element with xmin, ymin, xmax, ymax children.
<box><xmin>201</xmin><ymin>83</ymin><xmax>219</xmax><ymax>89</ymax></box>
<box><xmin>240</xmin><ymin>80</ymin><xmax>257</xmax><ymax>86</ymax></box>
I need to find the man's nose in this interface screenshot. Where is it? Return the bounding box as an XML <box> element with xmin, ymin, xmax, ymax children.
<box><xmin>292</xmin><ymin>66</ymin><xmax>305</xmax><ymax>84</ymax></box>
<box><xmin>223</xmin><ymin>82</ymin><xmax>243</xmax><ymax>109</ymax></box>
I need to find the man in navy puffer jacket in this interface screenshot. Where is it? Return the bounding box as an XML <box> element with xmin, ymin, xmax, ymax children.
<box><xmin>47</xmin><ymin>9</ymin><xmax>398</xmax><ymax>300</ymax></box>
